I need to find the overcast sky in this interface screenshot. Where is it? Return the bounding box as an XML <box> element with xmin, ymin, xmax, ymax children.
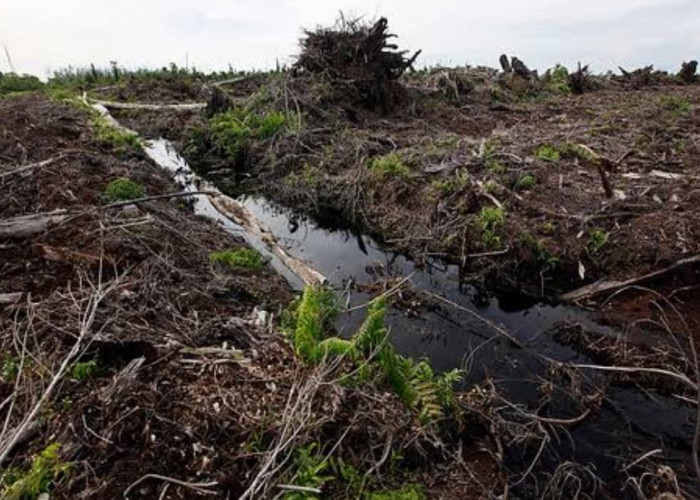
<box><xmin>1</xmin><ymin>0</ymin><xmax>698</xmax><ymax>78</ymax></box>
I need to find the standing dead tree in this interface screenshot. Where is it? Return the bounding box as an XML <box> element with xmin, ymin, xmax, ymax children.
<box><xmin>679</xmin><ymin>60</ymin><xmax>699</xmax><ymax>84</ymax></box>
<box><xmin>293</xmin><ymin>16</ymin><xmax>421</xmax><ymax>113</ymax></box>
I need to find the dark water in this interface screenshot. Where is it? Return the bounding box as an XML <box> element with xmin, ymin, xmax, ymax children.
<box><xmin>145</xmin><ymin>138</ymin><xmax>696</xmax><ymax>498</ymax></box>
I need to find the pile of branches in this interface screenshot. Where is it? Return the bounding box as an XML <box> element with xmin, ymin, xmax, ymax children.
<box><xmin>614</xmin><ymin>65</ymin><xmax>674</xmax><ymax>89</ymax></box>
<box><xmin>294</xmin><ymin>16</ymin><xmax>421</xmax><ymax>112</ymax></box>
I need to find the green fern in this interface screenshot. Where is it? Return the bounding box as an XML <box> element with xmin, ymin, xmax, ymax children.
<box><xmin>284</xmin><ymin>289</ymin><xmax>461</xmax><ymax>423</ymax></box>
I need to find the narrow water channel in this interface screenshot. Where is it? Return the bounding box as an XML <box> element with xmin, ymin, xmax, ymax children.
<box><xmin>143</xmin><ymin>137</ymin><xmax>695</xmax><ymax>497</ymax></box>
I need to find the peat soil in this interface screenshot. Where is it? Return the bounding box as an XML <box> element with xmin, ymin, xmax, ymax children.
<box><xmin>101</xmin><ymin>70</ymin><xmax>700</xmax><ymax>498</ymax></box>
<box><xmin>0</xmin><ymin>94</ymin><xmax>499</xmax><ymax>498</ymax></box>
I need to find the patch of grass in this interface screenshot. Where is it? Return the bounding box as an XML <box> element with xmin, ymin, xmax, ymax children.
<box><xmin>70</xmin><ymin>360</ymin><xmax>99</xmax><ymax>381</ymax></box>
<box><xmin>92</xmin><ymin>115</ymin><xmax>140</xmax><ymax>152</ymax></box>
<box><xmin>210</xmin><ymin>247</ymin><xmax>267</xmax><ymax>270</ymax></box>
<box><xmin>0</xmin><ymin>443</ymin><xmax>72</xmax><ymax>499</ymax></box>
<box><xmin>520</xmin><ymin>233</ymin><xmax>560</xmax><ymax>270</ymax></box>
<box><xmin>368</xmin><ymin>484</ymin><xmax>426</xmax><ymax>500</ymax></box>
<box><xmin>370</xmin><ymin>153</ymin><xmax>410</xmax><ymax>179</ymax></box>
<box><xmin>103</xmin><ymin>177</ymin><xmax>145</xmax><ymax>202</ymax></box>
<box><xmin>515</xmin><ymin>174</ymin><xmax>535</xmax><ymax>190</ymax></box>
<box><xmin>478</xmin><ymin>206</ymin><xmax>506</xmax><ymax>249</ymax></box>
<box><xmin>535</xmin><ymin>144</ymin><xmax>561</xmax><ymax>162</ymax></box>
<box><xmin>586</xmin><ymin>229</ymin><xmax>609</xmax><ymax>256</ymax></box>
<box><xmin>541</xmin><ymin>222</ymin><xmax>556</xmax><ymax>235</ymax></box>
<box><xmin>659</xmin><ymin>95</ymin><xmax>691</xmax><ymax>114</ymax></box>
<box><xmin>286</xmin><ymin>163</ymin><xmax>322</xmax><ymax>188</ymax></box>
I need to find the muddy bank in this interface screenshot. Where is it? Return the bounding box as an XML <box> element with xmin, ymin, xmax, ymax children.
<box><xmin>0</xmin><ymin>94</ymin><xmax>501</xmax><ymax>498</ymax></box>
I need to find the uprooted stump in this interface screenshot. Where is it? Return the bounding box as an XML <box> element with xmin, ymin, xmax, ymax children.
<box><xmin>679</xmin><ymin>60</ymin><xmax>698</xmax><ymax>84</ymax></box>
<box><xmin>293</xmin><ymin>16</ymin><xmax>421</xmax><ymax>113</ymax></box>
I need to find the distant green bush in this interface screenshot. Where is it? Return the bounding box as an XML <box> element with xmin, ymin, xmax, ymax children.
<box><xmin>210</xmin><ymin>247</ymin><xmax>267</xmax><ymax>270</ymax></box>
<box><xmin>543</xmin><ymin>64</ymin><xmax>570</xmax><ymax>94</ymax></box>
<box><xmin>104</xmin><ymin>177</ymin><xmax>145</xmax><ymax>202</ymax></box>
<box><xmin>0</xmin><ymin>72</ymin><xmax>44</xmax><ymax>96</ymax></box>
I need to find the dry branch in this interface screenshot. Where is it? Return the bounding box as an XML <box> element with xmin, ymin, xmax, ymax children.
<box><xmin>0</xmin><ymin>210</ymin><xmax>69</xmax><ymax>239</ymax></box>
<box><xmin>90</xmin><ymin>99</ymin><xmax>206</xmax><ymax>111</ymax></box>
<box><xmin>561</xmin><ymin>255</ymin><xmax>700</xmax><ymax>302</ymax></box>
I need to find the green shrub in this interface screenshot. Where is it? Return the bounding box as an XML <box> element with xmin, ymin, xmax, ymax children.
<box><xmin>370</xmin><ymin>153</ymin><xmax>410</xmax><ymax>179</ymax></box>
<box><xmin>515</xmin><ymin>174</ymin><xmax>535</xmax><ymax>190</ymax></box>
<box><xmin>208</xmin><ymin>109</ymin><xmax>286</xmax><ymax>161</ymax></box>
<box><xmin>70</xmin><ymin>360</ymin><xmax>99</xmax><ymax>381</ymax></box>
<box><xmin>535</xmin><ymin>144</ymin><xmax>560</xmax><ymax>162</ymax></box>
<box><xmin>543</xmin><ymin>64</ymin><xmax>570</xmax><ymax>94</ymax></box>
<box><xmin>1</xmin><ymin>443</ymin><xmax>72</xmax><ymax>499</ymax></box>
<box><xmin>0</xmin><ymin>73</ymin><xmax>44</xmax><ymax>96</ymax></box>
<box><xmin>486</xmin><ymin>158</ymin><xmax>507</xmax><ymax>175</ymax></box>
<box><xmin>586</xmin><ymin>229</ymin><xmax>609</xmax><ymax>256</ymax></box>
<box><xmin>210</xmin><ymin>248</ymin><xmax>267</xmax><ymax>270</ymax></box>
<box><xmin>104</xmin><ymin>177</ymin><xmax>145</xmax><ymax>202</ymax></box>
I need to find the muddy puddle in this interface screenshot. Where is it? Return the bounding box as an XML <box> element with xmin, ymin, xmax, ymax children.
<box><xmin>143</xmin><ymin>137</ymin><xmax>694</xmax><ymax>496</ymax></box>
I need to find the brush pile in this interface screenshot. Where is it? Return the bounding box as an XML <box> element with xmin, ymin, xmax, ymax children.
<box><xmin>294</xmin><ymin>16</ymin><xmax>421</xmax><ymax>112</ymax></box>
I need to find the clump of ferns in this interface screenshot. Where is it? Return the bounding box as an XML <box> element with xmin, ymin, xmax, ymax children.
<box><xmin>282</xmin><ymin>287</ymin><xmax>462</xmax><ymax>424</ymax></box>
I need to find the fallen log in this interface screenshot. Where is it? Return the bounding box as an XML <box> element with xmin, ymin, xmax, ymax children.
<box><xmin>89</xmin><ymin>99</ymin><xmax>206</xmax><ymax>111</ymax></box>
<box><xmin>0</xmin><ymin>292</ymin><xmax>22</xmax><ymax>305</ymax></box>
<box><xmin>0</xmin><ymin>210</ymin><xmax>68</xmax><ymax>239</ymax></box>
<box><xmin>210</xmin><ymin>196</ymin><xmax>326</xmax><ymax>287</ymax></box>
<box><xmin>561</xmin><ymin>254</ymin><xmax>700</xmax><ymax>302</ymax></box>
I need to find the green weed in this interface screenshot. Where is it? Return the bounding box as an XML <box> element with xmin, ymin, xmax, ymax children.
<box><xmin>368</xmin><ymin>484</ymin><xmax>426</xmax><ymax>500</ymax></box>
<box><xmin>535</xmin><ymin>145</ymin><xmax>561</xmax><ymax>162</ymax></box>
<box><xmin>586</xmin><ymin>229</ymin><xmax>609</xmax><ymax>256</ymax></box>
<box><xmin>283</xmin><ymin>443</ymin><xmax>333</xmax><ymax>500</ymax></box>
<box><xmin>485</xmin><ymin>158</ymin><xmax>507</xmax><ymax>175</ymax></box>
<box><xmin>0</xmin><ymin>443</ymin><xmax>71</xmax><ymax>499</ymax></box>
<box><xmin>370</xmin><ymin>153</ymin><xmax>410</xmax><ymax>179</ymax></box>
<box><xmin>430</xmin><ymin>169</ymin><xmax>469</xmax><ymax>194</ymax></box>
<box><xmin>659</xmin><ymin>95</ymin><xmax>691</xmax><ymax>114</ymax></box>
<box><xmin>1</xmin><ymin>357</ymin><xmax>21</xmax><ymax>382</ymax></box>
<box><xmin>92</xmin><ymin>115</ymin><xmax>140</xmax><ymax>152</ymax></box>
<box><xmin>208</xmin><ymin>108</ymin><xmax>286</xmax><ymax>161</ymax></box>
<box><xmin>210</xmin><ymin>248</ymin><xmax>267</xmax><ymax>270</ymax></box>
<box><xmin>103</xmin><ymin>177</ymin><xmax>145</xmax><ymax>202</ymax></box>
<box><xmin>70</xmin><ymin>360</ymin><xmax>99</xmax><ymax>381</ymax></box>
<box><xmin>515</xmin><ymin>174</ymin><xmax>535</xmax><ymax>190</ymax></box>
<box><xmin>478</xmin><ymin>206</ymin><xmax>506</xmax><ymax>249</ymax></box>
<box><xmin>520</xmin><ymin>233</ymin><xmax>559</xmax><ymax>270</ymax></box>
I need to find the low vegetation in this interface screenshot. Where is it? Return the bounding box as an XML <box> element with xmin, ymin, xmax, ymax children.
<box><xmin>92</xmin><ymin>114</ymin><xmax>140</xmax><ymax>152</ymax></box>
<box><xmin>103</xmin><ymin>177</ymin><xmax>145</xmax><ymax>202</ymax></box>
<box><xmin>283</xmin><ymin>287</ymin><xmax>461</xmax><ymax>423</ymax></box>
<box><xmin>369</xmin><ymin>153</ymin><xmax>411</xmax><ymax>179</ymax></box>
<box><xmin>535</xmin><ymin>144</ymin><xmax>561</xmax><ymax>162</ymax></box>
<box><xmin>479</xmin><ymin>206</ymin><xmax>506</xmax><ymax>249</ymax></box>
<box><xmin>0</xmin><ymin>444</ymin><xmax>71</xmax><ymax>499</ymax></box>
<box><xmin>210</xmin><ymin>247</ymin><xmax>267</xmax><ymax>270</ymax></box>
<box><xmin>0</xmin><ymin>72</ymin><xmax>44</xmax><ymax>97</ymax></box>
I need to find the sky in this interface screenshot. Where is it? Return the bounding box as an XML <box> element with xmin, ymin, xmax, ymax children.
<box><xmin>1</xmin><ymin>0</ymin><xmax>699</xmax><ymax>78</ymax></box>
